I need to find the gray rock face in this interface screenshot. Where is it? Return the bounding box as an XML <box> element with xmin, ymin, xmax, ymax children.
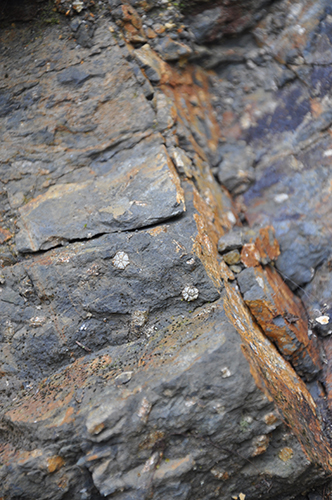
<box><xmin>211</xmin><ymin>0</ymin><xmax>332</xmax><ymax>290</ymax></box>
<box><xmin>1</xmin><ymin>1</ymin><xmax>332</xmax><ymax>499</ymax></box>
<box><xmin>4</xmin><ymin>296</ymin><xmax>323</xmax><ymax>500</ymax></box>
<box><xmin>186</xmin><ymin>0</ymin><xmax>272</xmax><ymax>44</ymax></box>
<box><xmin>217</xmin><ymin>141</ymin><xmax>255</xmax><ymax>194</ymax></box>
<box><xmin>16</xmin><ymin>138</ymin><xmax>185</xmax><ymax>252</ymax></box>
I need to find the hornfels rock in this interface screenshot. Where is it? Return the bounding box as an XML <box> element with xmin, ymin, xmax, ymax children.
<box><xmin>186</xmin><ymin>0</ymin><xmax>271</xmax><ymax>44</ymax></box>
<box><xmin>3</xmin><ymin>297</ymin><xmax>326</xmax><ymax>500</ymax></box>
<box><xmin>224</xmin><ymin>284</ymin><xmax>332</xmax><ymax>474</ymax></box>
<box><xmin>16</xmin><ymin>138</ymin><xmax>185</xmax><ymax>252</ymax></box>
<box><xmin>155</xmin><ymin>36</ymin><xmax>193</xmax><ymax>62</ymax></box>
<box><xmin>253</xmin><ymin>0</ymin><xmax>328</xmax><ymax>65</ymax></box>
<box><xmin>2</xmin><ymin>2</ymin><xmax>332</xmax><ymax>499</ymax></box>
<box><xmin>217</xmin><ymin>140</ymin><xmax>255</xmax><ymax>194</ymax></box>
<box><xmin>237</xmin><ymin>265</ymin><xmax>321</xmax><ymax>380</ymax></box>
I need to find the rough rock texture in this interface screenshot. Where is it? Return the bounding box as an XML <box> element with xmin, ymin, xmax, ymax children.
<box><xmin>1</xmin><ymin>0</ymin><xmax>332</xmax><ymax>499</ymax></box>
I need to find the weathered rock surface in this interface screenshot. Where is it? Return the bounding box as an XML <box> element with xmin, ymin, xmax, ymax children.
<box><xmin>212</xmin><ymin>0</ymin><xmax>332</xmax><ymax>289</ymax></box>
<box><xmin>1</xmin><ymin>0</ymin><xmax>332</xmax><ymax>499</ymax></box>
<box><xmin>186</xmin><ymin>0</ymin><xmax>272</xmax><ymax>44</ymax></box>
<box><xmin>16</xmin><ymin>137</ymin><xmax>185</xmax><ymax>252</ymax></box>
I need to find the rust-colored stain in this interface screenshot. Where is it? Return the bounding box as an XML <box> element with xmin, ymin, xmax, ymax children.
<box><xmin>263</xmin><ymin>412</ymin><xmax>279</xmax><ymax>426</ymax></box>
<box><xmin>239</xmin><ymin>226</ymin><xmax>320</xmax><ymax>377</ymax></box>
<box><xmin>245</xmin><ymin>265</ymin><xmax>321</xmax><ymax>376</ymax></box>
<box><xmin>89</xmin><ymin>422</ymin><xmax>105</xmax><ymax>436</ymax></box>
<box><xmin>118</xmin><ymin>4</ymin><xmax>147</xmax><ymax>43</ymax></box>
<box><xmin>255</xmin><ymin>226</ymin><xmax>280</xmax><ymax>263</ymax></box>
<box><xmin>224</xmin><ymin>283</ymin><xmax>332</xmax><ymax>472</ymax></box>
<box><xmin>165</xmin><ymin>147</ymin><xmax>186</xmax><ymax>207</ymax></box>
<box><xmin>241</xmin><ymin>227</ymin><xmax>279</xmax><ymax>267</ymax></box>
<box><xmin>193</xmin><ymin>154</ymin><xmax>237</xmax><ymax>232</ymax></box>
<box><xmin>161</xmin><ymin>66</ymin><xmax>220</xmax><ymax>161</ymax></box>
<box><xmin>310</xmin><ymin>98</ymin><xmax>324</xmax><ymax>119</ymax></box>
<box><xmin>241</xmin><ymin>243</ymin><xmax>260</xmax><ymax>267</ymax></box>
<box><xmin>251</xmin><ymin>435</ymin><xmax>269</xmax><ymax>457</ymax></box>
<box><xmin>17</xmin><ymin>448</ymin><xmax>43</xmax><ymax>465</ymax></box>
<box><xmin>192</xmin><ymin>186</ymin><xmax>222</xmax><ymax>288</ymax></box>
<box><xmin>0</xmin><ymin>227</ymin><xmax>12</xmax><ymax>244</ymax></box>
<box><xmin>220</xmin><ymin>260</ymin><xmax>235</xmax><ymax>281</ymax></box>
<box><xmin>60</xmin><ymin>406</ymin><xmax>75</xmax><ymax>425</ymax></box>
<box><xmin>47</xmin><ymin>455</ymin><xmax>65</xmax><ymax>473</ymax></box>
<box><xmin>147</xmin><ymin>225</ymin><xmax>167</xmax><ymax>236</ymax></box>
<box><xmin>278</xmin><ymin>447</ymin><xmax>294</xmax><ymax>462</ymax></box>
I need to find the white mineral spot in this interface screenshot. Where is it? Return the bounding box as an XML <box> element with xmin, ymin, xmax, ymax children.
<box><xmin>184</xmin><ymin>399</ymin><xmax>196</xmax><ymax>408</ymax></box>
<box><xmin>227</xmin><ymin>211</ymin><xmax>236</xmax><ymax>225</ymax></box>
<box><xmin>240</xmin><ymin>112</ymin><xmax>251</xmax><ymax>129</ymax></box>
<box><xmin>137</xmin><ymin>397</ymin><xmax>152</xmax><ymax>420</ymax></box>
<box><xmin>323</xmin><ymin>149</ymin><xmax>332</xmax><ymax>157</ymax></box>
<box><xmin>186</xmin><ymin>258</ymin><xmax>195</xmax><ymax>265</ymax></box>
<box><xmin>236</xmin><ymin>319</ymin><xmax>245</xmax><ymax>332</ymax></box>
<box><xmin>182</xmin><ymin>286</ymin><xmax>199</xmax><ymax>302</ymax></box>
<box><xmin>256</xmin><ymin>276</ymin><xmax>265</xmax><ymax>289</ymax></box>
<box><xmin>113</xmin><ymin>251</ymin><xmax>130</xmax><ymax>269</ymax></box>
<box><xmin>142</xmin><ymin>452</ymin><xmax>159</xmax><ymax>473</ymax></box>
<box><xmin>72</xmin><ymin>0</ymin><xmax>84</xmax><ymax>12</ymax></box>
<box><xmin>30</xmin><ymin>316</ymin><xmax>46</xmax><ymax>327</ymax></box>
<box><xmin>316</xmin><ymin>315</ymin><xmax>330</xmax><ymax>325</ymax></box>
<box><xmin>274</xmin><ymin>193</ymin><xmax>289</xmax><ymax>203</ymax></box>
<box><xmin>220</xmin><ymin>367</ymin><xmax>231</xmax><ymax>378</ymax></box>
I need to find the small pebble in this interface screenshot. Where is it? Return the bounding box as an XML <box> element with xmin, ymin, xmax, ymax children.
<box><xmin>223</xmin><ymin>249</ymin><xmax>241</xmax><ymax>266</ymax></box>
<box><xmin>229</xmin><ymin>265</ymin><xmax>242</xmax><ymax>274</ymax></box>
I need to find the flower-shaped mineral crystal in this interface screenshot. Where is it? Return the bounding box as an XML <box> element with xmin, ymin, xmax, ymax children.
<box><xmin>113</xmin><ymin>251</ymin><xmax>130</xmax><ymax>269</ymax></box>
<box><xmin>182</xmin><ymin>286</ymin><xmax>199</xmax><ymax>302</ymax></box>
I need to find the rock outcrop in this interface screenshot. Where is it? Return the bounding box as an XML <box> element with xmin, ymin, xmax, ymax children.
<box><xmin>1</xmin><ymin>1</ymin><xmax>332</xmax><ymax>499</ymax></box>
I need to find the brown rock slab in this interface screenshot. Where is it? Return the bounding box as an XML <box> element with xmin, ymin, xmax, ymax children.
<box><xmin>224</xmin><ymin>283</ymin><xmax>332</xmax><ymax>473</ymax></box>
<box><xmin>237</xmin><ymin>264</ymin><xmax>321</xmax><ymax>381</ymax></box>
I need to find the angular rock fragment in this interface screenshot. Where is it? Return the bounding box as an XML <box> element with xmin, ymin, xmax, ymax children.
<box><xmin>237</xmin><ymin>265</ymin><xmax>321</xmax><ymax>381</ymax></box>
<box><xmin>217</xmin><ymin>140</ymin><xmax>255</xmax><ymax>194</ymax></box>
<box><xmin>186</xmin><ymin>0</ymin><xmax>270</xmax><ymax>44</ymax></box>
<box><xmin>218</xmin><ymin>229</ymin><xmax>243</xmax><ymax>254</ymax></box>
<box><xmin>155</xmin><ymin>36</ymin><xmax>193</xmax><ymax>62</ymax></box>
<box><xmin>223</xmin><ymin>249</ymin><xmax>241</xmax><ymax>265</ymax></box>
<box><xmin>1</xmin><ymin>182</ymin><xmax>224</xmax><ymax>387</ymax></box>
<box><xmin>16</xmin><ymin>139</ymin><xmax>185</xmax><ymax>252</ymax></box>
<box><xmin>134</xmin><ymin>44</ymin><xmax>167</xmax><ymax>84</ymax></box>
<box><xmin>224</xmin><ymin>284</ymin><xmax>331</xmax><ymax>473</ymax></box>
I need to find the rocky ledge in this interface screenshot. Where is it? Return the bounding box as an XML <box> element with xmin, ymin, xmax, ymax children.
<box><xmin>1</xmin><ymin>1</ymin><xmax>332</xmax><ymax>499</ymax></box>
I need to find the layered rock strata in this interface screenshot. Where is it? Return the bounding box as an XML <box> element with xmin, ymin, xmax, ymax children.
<box><xmin>1</xmin><ymin>1</ymin><xmax>332</xmax><ymax>499</ymax></box>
